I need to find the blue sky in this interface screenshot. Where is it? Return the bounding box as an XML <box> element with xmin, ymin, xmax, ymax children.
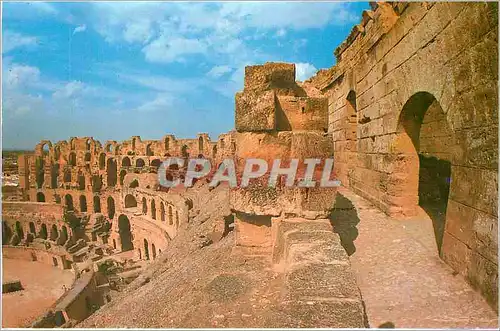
<box><xmin>2</xmin><ymin>1</ymin><xmax>369</xmax><ymax>149</ymax></box>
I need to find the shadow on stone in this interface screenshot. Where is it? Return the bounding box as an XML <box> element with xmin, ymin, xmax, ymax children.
<box><xmin>418</xmin><ymin>154</ymin><xmax>451</xmax><ymax>255</ymax></box>
<box><xmin>328</xmin><ymin>193</ymin><xmax>360</xmax><ymax>256</ymax></box>
<box><xmin>378</xmin><ymin>321</ymin><xmax>395</xmax><ymax>328</ymax></box>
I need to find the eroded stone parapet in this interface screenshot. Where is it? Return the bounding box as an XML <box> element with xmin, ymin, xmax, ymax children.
<box><xmin>276</xmin><ymin>96</ymin><xmax>328</xmax><ymax>132</ymax></box>
<box><xmin>272</xmin><ymin>218</ymin><xmax>367</xmax><ymax>328</ymax></box>
<box><xmin>235</xmin><ymin>90</ymin><xmax>276</xmax><ymax>132</ymax></box>
<box><xmin>244</xmin><ymin>62</ymin><xmax>299</xmax><ymax>96</ymax></box>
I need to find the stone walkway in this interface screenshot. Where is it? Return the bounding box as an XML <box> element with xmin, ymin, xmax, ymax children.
<box><xmin>338</xmin><ymin>188</ymin><xmax>498</xmax><ymax>328</ymax></box>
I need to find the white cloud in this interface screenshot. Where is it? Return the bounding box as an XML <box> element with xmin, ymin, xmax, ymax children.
<box><xmin>137</xmin><ymin>94</ymin><xmax>174</xmax><ymax>112</ymax></box>
<box><xmin>296</xmin><ymin>62</ymin><xmax>317</xmax><ymax>81</ymax></box>
<box><xmin>52</xmin><ymin>81</ymin><xmax>88</xmax><ymax>100</ymax></box>
<box><xmin>3</xmin><ymin>91</ymin><xmax>44</xmax><ymax>116</ymax></box>
<box><xmin>207</xmin><ymin>65</ymin><xmax>233</xmax><ymax>79</ymax></box>
<box><xmin>276</xmin><ymin>28</ymin><xmax>287</xmax><ymax>38</ymax></box>
<box><xmin>73</xmin><ymin>24</ymin><xmax>87</xmax><ymax>34</ymax></box>
<box><xmin>85</xmin><ymin>2</ymin><xmax>359</xmax><ymax>65</ymax></box>
<box><xmin>4</xmin><ymin>64</ymin><xmax>41</xmax><ymax>88</ymax></box>
<box><xmin>142</xmin><ymin>36</ymin><xmax>207</xmax><ymax>63</ymax></box>
<box><xmin>2</xmin><ymin>31</ymin><xmax>38</xmax><ymax>53</ymax></box>
<box><xmin>124</xmin><ymin>20</ymin><xmax>153</xmax><ymax>43</ymax></box>
<box><xmin>29</xmin><ymin>2</ymin><xmax>58</xmax><ymax>14</ymax></box>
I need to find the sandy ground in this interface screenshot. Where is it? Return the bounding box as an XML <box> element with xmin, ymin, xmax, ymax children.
<box><xmin>339</xmin><ymin>188</ymin><xmax>498</xmax><ymax>328</ymax></box>
<box><xmin>2</xmin><ymin>258</ymin><xmax>74</xmax><ymax>328</ymax></box>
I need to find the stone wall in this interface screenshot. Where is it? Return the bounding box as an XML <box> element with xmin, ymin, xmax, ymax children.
<box><xmin>2</xmin><ymin>245</ymin><xmax>72</xmax><ymax>270</ymax></box>
<box><xmin>308</xmin><ymin>2</ymin><xmax>498</xmax><ymax>309</ymax></box>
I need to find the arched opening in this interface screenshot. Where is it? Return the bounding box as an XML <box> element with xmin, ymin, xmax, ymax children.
<box><xmin>91</xmin><ymin>175</ymin><xmax>103</xmax><ymax>192</ymax></box>
<box><xmin>176</xmin><ymin>210</ymin><xmax>179</xmax><ymax>227</ymax></box>
<box><xmin>37</xmin><ymin>192</ymin><xmax>46</xmax><ymax>202</ymax></box>
<box><xmin>198</xmin><ymin>136</ymin><xmax>204</xmax><ymax>153</ymax></box>
<box><xmin>65</xmin><ymin>194</ymin><xmax>74</xmax><ymax>211</ymax></box>
<box><xmin>15</xmin><ymin>221</ymin><xmax>24</xmax><ymax>240</ymax></box>
<box><xmin>168</xmin><ymin>206</ymin><xmax>173</xmax><ymax>225</ymax></box>
<box><xmin>346</xmin><ymin>90</ymin><xmax>358</xmax><ymax>144</ymax></box>
<box><xmin>142</xmin><ymin>197</ymin><xmax>147</xmax><ymax>214</ymax></box>
<box><xmin>86</xmin><ymin>139</ymin><xmax>91</xmax><ymax>151</ymax></box>
<box><xmin>84</xmin><ymin>152</ymin><xmax>91</xmax><ymax>162</ymax></box>
<box><xmin>146</xmin><ymin>144</ymin><xmax>153</xmax><ymax>156</ymax></box>
<box><xmin>164</xmin><ymin>137</ymin><xmax>170</xmax><ymax>151</ymax></box>
<box><xmin>160</xmin><ymin>202</ymin><xmax>165</xmax><ymax>222</ymax></box>
<box><xmin>60</xmin><ymin>226</ymin><xmax>68</xmax><ymax>244</ymax></box>
<box><xmin>212</xmin><ymin>145</ymin><xmax>217</xmax><ymax>159</ymax></box>
<box><xmin>50</xmin><ymin>164</ymin><xmax>59</xmax><ymax>189</ymax></box>
<box><xmin>99</xmin><ymin>153</ymin><xmax>106</xmax><ymax>170</ymax></box>
<box><xmin>181</xmin><ymin>145</ymin><xmax>189</xmax><ymax>158</ymax></box>
<box><xmin>2</xmin><ymin>222</ymin><xmax>12</xmax><ymax>244</ymax></box>
<box><xmin>136</xmin><ymin>158</ymin><xmax>145</xmax><ymax>168</ymax></box>
<box><xmin>39</xmin><ymin>224</ymin><xmax>48</xmax><ymax>240</ymax></box>
<box><xmin>125</xmin><ymin>194</ymin><xmax>137</xmax><ymax>208</ymax></box>
<box><xmin>64</xmin><ymin>168</ymin><xmax>71</xmax><ymax>183</ymax></box>
<box><xmin>143</xmin><ymin>239</ymin><xmax>150</xmax><ymax>260</ymax></box>
<box><xmin>169</xmin><ymin>163</ymin><xmax>179</xmax><ymax>171</ymax></box>
<box><xmin>119</xmin><ymin>170</ymin><xmax>127</xmax><ymax>186</ymax></box>
<box><xmin>151</xmin><ymin>200</ymin><xmax>156</xmax><ymax>220</ymax></box>
<box><xmin>129</xmin><ymin>179</ymin><xmax>139</xmax><ymax>188</ymax></box>
<box><xmin>69</xmin><ymin>152</ymin><xmax>76</xmax><ymax>166</ymax></box>
<box><xmin>118</xmin><ymin>214</ymin><xmax>133</xmax><ymax>251</ymax></box>
<box><xmin>50</xmin><ymin>224</ymin><xmax>59</xmax><ymax>241</ymax></box>
<box><xmin>107</xmin><ymin>158</ymin><xmax>117</xmax><ymax>187</ymax></box>
<box><xmin>107</xmin><ymin>197</ymin><xmax>116</xmax><ymax>219</ymax></box>
<box><xmin>151</xmin><ymin>159</ymin><xmax>161</xmax><ymax>168</ymax></box>
<box><xmin>396</xmin><ymin>92</ymin><xmax>454</xmax><ymax>254</ymax></box>
<box><xmin>35</xmin><ymin>157</ymin><xmax>45</xmax><ymax>188</ymax></box>
<box><xmin>29</xmin><ymin>222</ymin><xmax>36</xmax><ymax>234</ymax></box>
<box><xmin>93</xmin><ymin>196</ymin><xmax>101</xmax><ymax>213</ymax></box>
<box><xmin>151</xmin><ymin>243</ymin><xmax>157</xmax><ymax>260</ymax></box>
<box><xmin>78</xmin><ymin>173</ymin><xmax>85</xmax><ymax>190</ymax></box>
<box><xmin>80</xmin><ymin>195</ymin><xmax>87</xmax><ymax>212</ymax></box>
<box><xmin>41</xmin><ymin>142</ymin><xmax>51</xmax><ymax>155</ymax></box>
<box><xmin>220</xmin><ymin>138</ymin><xmax>225</xmax><ymax>149</ymax></box>
<box><xmin>54</xmin><ymin>146</ymin><xmax>61</xmax><ymax>160</ymax></box>
<box><xmin>122</xmin><ymin>157</ymin><xmax>131</xmax><ymax>167</ymax></box>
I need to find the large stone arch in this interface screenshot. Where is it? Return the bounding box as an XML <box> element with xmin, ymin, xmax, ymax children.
<box><xmin>65</xmin><ymin>194</ymin><xmax>74</xmax><ymax>211</ymax></box>
<box><xmin>107</xmin><ymin>158</ymin><xmax>117</xmax><ymax>187</ymax></box>
<box><xmin>392</xmin><ymin>92</ymin><xmax>458</xmax><ymax>253</ymax></box>
<box><xmin>125</xmin><ymin>194</ymin><xmax>137</xmax><ymax>208</ymax></box>
<box><xmin>107</xmin><ymin>196</ymin><xmax>116</xmax><ymax>219</ymax></box>
<box><xmin>93</xmin><ymin>195</ymin><xmax>101</xmax><ymax>213</ymax></box>
<box><xmin>118</xmin><ymin>214</ymin><xmax>133</xmax><ymax>252</ymax></box>
<box><xmin>36</xmin><ymin>192</ymin><xmax>46</xmax><ymax>202</ymax></box>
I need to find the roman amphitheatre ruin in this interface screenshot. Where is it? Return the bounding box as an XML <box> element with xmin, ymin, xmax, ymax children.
<box><xmin>2</xmin><ymin>2</ymin><xmax>498</xmax><ymax>328</ymax></box>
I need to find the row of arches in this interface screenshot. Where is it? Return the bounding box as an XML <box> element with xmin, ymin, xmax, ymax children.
<box><xmin>62</xmin><ymin>194</ymin><xmax>115</xmax><ymax>219</ymax></box>
<box><xmin>2</xmin><ymin>221</ymin><xmax>70</xmax><ymax>246</ymax></box>
<box><xmin>123</xmin><ymin>194</ymin><xmax>180</xmax><ymax>227</ymax></box>
<box><xmin>138</xmin><ymin>238</ymin><xmax>159</xmax><ymax>260</ymax></box>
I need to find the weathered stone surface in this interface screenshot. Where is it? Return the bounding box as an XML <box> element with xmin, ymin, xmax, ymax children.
<box><xmin>235</xmin><ymin>90</ymin><xmax>276</xmax><ymax>132</ymax></box>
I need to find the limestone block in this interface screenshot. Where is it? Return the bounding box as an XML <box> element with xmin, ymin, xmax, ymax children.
<box><xmin>276</xmin><ymin>96</ymin><xmax>328</xmax><ymax>131</ymax></box>
<box><xmin>235</xmin><ymin>90</ymin><xmax>276</xmax><ymax>132</ymax></box>
<box><xmin>244</xmin><ymin>62</ymin><xmax>297</xmax><ymax>95</ymax></box>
